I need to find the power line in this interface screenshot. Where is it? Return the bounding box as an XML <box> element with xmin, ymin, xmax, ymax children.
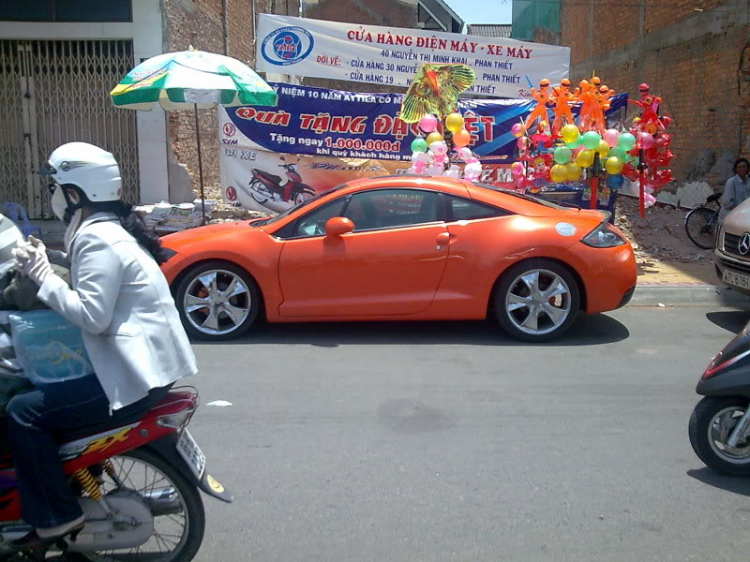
<box><xmin>512</xmin><ymin>0</ymin><xmax>734</xmax><ymax>9</ymax></box>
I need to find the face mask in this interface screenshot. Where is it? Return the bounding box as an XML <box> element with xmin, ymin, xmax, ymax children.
<box><xmin>51</xmin><ymin>186</ymin><xmax>68</xmax><ymax>223</ymax></box>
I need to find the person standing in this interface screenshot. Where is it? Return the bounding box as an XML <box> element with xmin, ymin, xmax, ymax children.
<box><xmin>719</xmin><ymin>158</ymin><xmax>750</xmax><ymax>223</ymax></box>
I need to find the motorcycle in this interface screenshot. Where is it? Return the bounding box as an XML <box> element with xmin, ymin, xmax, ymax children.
<box><xmin>245</xmin><ymin>156</ymin><xmax>315</xmax><ymax>206</ymax></box>
<box><xmin>0</xmin><ymin>387</ymin><xmax>230</xmax><ymax>561</ymax></box>
<box><xmin>689</xmin><ymin>323</ymin><xmax>750</xmax><ymax>476</ymax></box>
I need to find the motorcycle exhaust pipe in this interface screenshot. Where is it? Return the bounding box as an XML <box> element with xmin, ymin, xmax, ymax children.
<box><xmin>141</xmin><ymin>487</ymin><xmax>182</xmax><ymax>516</ymax></box>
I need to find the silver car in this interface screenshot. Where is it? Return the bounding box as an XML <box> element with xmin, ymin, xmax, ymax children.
<box><xmin>716</xmin><ymin>197</ymin><xmax>750</xmax><ymax>295</ymax></box>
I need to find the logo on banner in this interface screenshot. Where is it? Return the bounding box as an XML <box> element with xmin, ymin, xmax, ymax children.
<box><xmin>223</xmin><ymin>123</ymin><xmax>236</xmax><ymax>137</ymax></box>
<box><xmin>261</xmin><ymin>26</ymin><xmax>314</xmax><ymax>66</ymax></box>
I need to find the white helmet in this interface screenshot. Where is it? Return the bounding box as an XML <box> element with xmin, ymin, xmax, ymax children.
<box><xmin>40</xmin><ymin>142</ymin><xmax>122</xmax><ymax>203</ymax></box>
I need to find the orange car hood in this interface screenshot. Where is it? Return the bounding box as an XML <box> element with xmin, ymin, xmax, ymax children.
<box><xmin>161</xmin><ymin>221</ymin><xmax>257</xmax><ymax>250</ymax></box>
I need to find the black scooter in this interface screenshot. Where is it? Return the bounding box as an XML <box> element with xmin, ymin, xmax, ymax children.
<box><xmin>690</xmin><ymin>324</ymin><xmax>750</xmax><ymax>475</ymax></box>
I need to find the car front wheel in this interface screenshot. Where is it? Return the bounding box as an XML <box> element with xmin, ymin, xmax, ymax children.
<box><xmin>494</xmin><ymin>259</ymin><xmax>580</xmax><ymax>343</ymax></box>
<box><xmin>175</xmin><ymin>261</ymin><xmax>260</xmax><ymax>341</ymax></box>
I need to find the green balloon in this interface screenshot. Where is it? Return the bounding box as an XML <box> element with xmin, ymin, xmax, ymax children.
<box><xmin>608</xmin><ymin>147</ymin><xmax>627</xmax><ymax>161</ymax></box>
<box><xmin>411</xmin><ymin>137</ymin><xmax>428</xmax><ymax>153</ymax></box>
<box><xmin>618</xmin><ymin>132</ymin><xmax>636</xmax><ymax>151</ymax></box>
<box><xmin>565</xmin><ymin>137</ymin><xmax>583</xmax><ymax>149</ymax></box>
<box><xmin>582</xmin><ymin>131</ymin><xmax>602</xmax><ymax>150</ymax></box>
<box><xmin>554</xmin><ymin>146</ymin><xmax>572</xmax><ymax>164</ymax></box>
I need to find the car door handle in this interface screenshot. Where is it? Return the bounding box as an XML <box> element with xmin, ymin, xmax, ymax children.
<box><xmin>436</xmin><ymin>232</ymin><xmax>452</xmax><ymax>250</ymax></box>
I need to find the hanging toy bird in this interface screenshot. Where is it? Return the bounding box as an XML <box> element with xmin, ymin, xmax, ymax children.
<box><xmin>399</xmin><ymin>63</ymin><xmax>476</xmax><ymax>123</ymax></box>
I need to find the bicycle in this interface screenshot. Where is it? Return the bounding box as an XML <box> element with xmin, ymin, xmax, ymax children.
<box><xmin>685</xmin><ymin>192</ymin><xmax>722</xmax><ymax>250</ymax></box>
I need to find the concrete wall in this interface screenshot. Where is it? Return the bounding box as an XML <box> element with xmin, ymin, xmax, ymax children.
<box><xmin>560</xmin><ymin>0</ymin><xmax>750</xmax><ymax>186</ymax></box>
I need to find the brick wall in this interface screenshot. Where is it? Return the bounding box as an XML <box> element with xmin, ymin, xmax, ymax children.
<box><xmin>162</xmin><ymin>0</ymin><xmax>292</xmax><ymax>200</ymax></box>
<box><xmin>561</xmin><ymin>0</ymin><xmax>750</xmax><ymax>184</ymax></box>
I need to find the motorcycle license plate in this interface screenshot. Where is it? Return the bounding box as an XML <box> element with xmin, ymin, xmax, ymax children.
<box><xmin>177</xmin><ymin>430</ymin><xmax>206</xmax><ymax>480</ymax></box>
<box><xmin>723</xmin><ymin>269</ymin><xmax>750</xmax><ymax>290</ymax></box>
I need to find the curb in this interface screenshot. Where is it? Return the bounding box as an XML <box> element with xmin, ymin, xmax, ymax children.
<box><xmin>630</xmin><ymin>284</ymin><xmax>750</xmax><ymax>308</ymax></box>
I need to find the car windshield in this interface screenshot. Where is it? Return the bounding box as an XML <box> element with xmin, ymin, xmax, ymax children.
<box><xmin>472</xmin><ymin>182</ymin><xmax>574</xmax><ymax>210</ymax></box>
<box><xmin>250</xmin><ymin>185</ymin><xmax>346</xmax><ymax>227</ymax></box>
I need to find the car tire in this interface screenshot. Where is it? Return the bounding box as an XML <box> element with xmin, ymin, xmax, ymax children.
<box><xmin>494</xmin><ymin>259</ymin><xmax>580</xmax><ymax>343</ymax></box>
<box><xmin>175</xmin><ymin>261</ymin><xmax>260</xmax><ymax>341</ymax></box>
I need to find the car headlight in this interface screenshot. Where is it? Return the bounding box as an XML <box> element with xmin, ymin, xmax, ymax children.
<box><xmin>581</xmin><ymin>223</ymin><xmax>626</xmax><ymax>248</ymax></box>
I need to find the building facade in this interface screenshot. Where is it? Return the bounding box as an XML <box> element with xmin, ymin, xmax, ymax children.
<box><xmin>560</xmin><ymin>0</ymin><xmax>750</xmax><ymax>185</ymax></box>
<box><xmin>0</xmin><ymin>0</ymin><xmax>295</xmax><ymax>217</ymax></box>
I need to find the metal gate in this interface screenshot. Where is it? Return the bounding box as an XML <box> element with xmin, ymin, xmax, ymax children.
<box><xmin>0</xmin><ymin>39</ymin><xmax>139</xmax><ymax>218</ymax></box>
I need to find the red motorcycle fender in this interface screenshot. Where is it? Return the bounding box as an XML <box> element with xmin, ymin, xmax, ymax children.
<box><xmin>140</xmin><ymin>434</ymin><xmax>234</xmax><ymax>504</ymax></box>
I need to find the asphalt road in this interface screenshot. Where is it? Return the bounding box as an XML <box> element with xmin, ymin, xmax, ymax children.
<box><xmin>186</xmin><ymin>307</ymin><xmax>750</xmax><ymax>562</ymax></box>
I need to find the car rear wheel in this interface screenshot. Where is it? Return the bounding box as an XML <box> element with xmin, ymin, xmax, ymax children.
<box><xmin>175</xmin><ymin>261</ymin><xmax>260</xmax><ymax>341</ymax></box>
<box><xmin>494</xmin><ymin>259</ymin><xmax>580</xmax><ymax>343</ymax></box>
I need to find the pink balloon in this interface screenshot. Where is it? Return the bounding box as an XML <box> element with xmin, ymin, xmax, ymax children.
<box><xmin>514</xmin><ymin>176</ymin><xmax>526</xmax><ymax>188</ymax></box>
<box><xmin>511</xmin><ymin>162</ymin><xmax>525</xmax><ymax>176</ymax></box>
<box><xmin>603</xmin><ymin>129</ymin><xmax>620</xmax><ymax>148</ymax></box>
<box><xmin>637</xmin><ymin>132</ymin><xmax>655</xmax><ymax>149</ymax></box>
<box><xmin>517</xmin><ymin>137</ymin><xmax>528</xmax><ymax>150</ymax></box>
<box><xmin>511</xmin><ymin>123</ymin><xmax>524</xmax><ymax>138</ymax></box>
<box><xmin>419</xmin><ymin>114</ymin><xmax>438</xmax><ymax>133</ymax></box>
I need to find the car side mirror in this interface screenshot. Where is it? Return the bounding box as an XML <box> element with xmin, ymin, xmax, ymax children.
<box><xmin>325</xmin><ymin>217</ymin><xmax>354</xmax><ymax>237</ymax></box>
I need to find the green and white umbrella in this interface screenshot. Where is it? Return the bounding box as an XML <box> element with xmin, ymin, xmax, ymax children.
<box><xmin>110</xmin><ymin>47</ymin><xmax>278</xmax><ymax>222</ymax></box>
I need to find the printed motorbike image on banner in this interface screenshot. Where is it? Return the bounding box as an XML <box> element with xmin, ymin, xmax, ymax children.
<box><xmin>220</xmin><ymin>146</ymin><xmax>514</xmax><ymax>213</ymax></box>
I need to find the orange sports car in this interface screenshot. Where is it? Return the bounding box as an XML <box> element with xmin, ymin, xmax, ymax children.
<box><xmin>160</xmin><ymin>176</ymin><xmax>636</xmax><ymax>343</ymax></box>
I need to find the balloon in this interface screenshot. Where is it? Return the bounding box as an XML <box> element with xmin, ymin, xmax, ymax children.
<box><xmin>426</xmin><ymin>131</ymin><xmax>443</xmax><ymax>145</ymax></box>
<box><xmin>582</xmin><ymin>131</ymin><xmax>602</xmax><ymax>150</ymax></box>
<box><xmin>565</xmin><ymin>136</ymin><xmax>583</xmax><ymax>149</ymax></box>
<box><xmin>637</xmin><ymin>132</ymin><xmax>655</xmax><ymax>149</ymax></box>
<box><xmin>445</xmin><ymin>113</ymin><xmax>464</xmax><ymax>133</ymax></box>
<box><xmin>418</xmin><ymin>114</ymin><xmax>438</xmax><ymax>133</ymax></box>
<box><xmin>457</xmin><ymin>147</ymin><xmax>473</xmax><ymax>161</ymax></box>
<box><xmin>411</xmin><ymin>137</ymin><xmax>428</xmax><ymax>153</ymax></box>
<box><xmin>618</xmin><ymin>132</ymin><xmax>636</xmax><ymax>151</ymax></box>
<box><xmin>554</xmin><ymin>146</ymin><xmax>573</xmax><ymax>164</ymax></box>
<box><xmin>603</xmin><ymin>129</ymin><xmax>620</xmax><ymax>147</ymax></box>
<box><xmin>511</xmin><ymin>162</ymin><xmax>525</xmax><ymax>176</ymax></box>
<box><xmin>560</xmin><ymin>124</ymin><xmax>580</xmax><ymax>144</ymax></box>
<box><xmin>608</xmin><ymin>147</ymin><xmax>627</xmax><ymax>161</ymax></box>
<box><xmin>645</xmin><ymin>122</ymin><xmax>658</xmax><ymax>135</ymax></box>
<box><xmin>453</xmin><ymin>128</ymin><xmax>471</xmax><ymax>147</ymax></box>
<box><xmin>607</xmin><ymin>174</ymin><xmax>624</xmax><ymax>189</ymax></box>
<box><xmin>511</xmin><ymin>123</ymin><xmax>524</xmax><ymax>138</ymax></box>
<box><xmin>517</xmin><ymin>137</ymin><xmax>528</xmax><ymax>150</ymax></box>
<box><xmin>596</xmin><ymin>140</ymin><xmax>610</xmax><ymax>157</ymax></box>
<box><xmin>514</xmin><ymin>175</ymin><xmax>526</xmax><ymax>188</ymax></box>
<box><xmin>576</xmin><ymin>149</ymin><xmax>595</xmax><ymax>168</ymax></box>
<box><xmin>566</xmin><ymin>163</ymin><xmax>582</xmax><ymax>181</ymax></box>
<box><xmin>605</xmin><ymin>157</ymin><xmax>625</xmax><ymax>175</ymax></box>
<box><xmin>644</xmin><ymin>192</ymin><xmax>656</xmax><ymax>209</ymax></box>
<box><xmin>550</xmin><ymin>164</ymin><xmax>568</xmax><ymax>183</ymax></box>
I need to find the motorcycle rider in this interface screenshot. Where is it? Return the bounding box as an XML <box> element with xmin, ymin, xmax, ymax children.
<box><xmin>9</xmin><ymin>142</ymin><xmax>197</xmax><ymax>551</ymax></box>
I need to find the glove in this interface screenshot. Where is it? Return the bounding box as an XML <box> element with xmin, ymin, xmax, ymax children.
<box><xmin>12</xmin><ymin>236</ymin><xmax>54</xmax><ymax>286</ymax></box>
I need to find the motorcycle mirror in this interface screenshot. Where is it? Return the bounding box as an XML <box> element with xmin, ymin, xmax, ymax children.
<box><xmin>325</xmin><ymin>217</ymin><xmax>354</xmax><ymax>237</ymax></box>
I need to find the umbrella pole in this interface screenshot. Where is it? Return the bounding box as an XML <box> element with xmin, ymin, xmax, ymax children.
<box><xmin>194</xmin><ymin>104</ymin><xmax>207</xmax><ymax>225</ymax></box>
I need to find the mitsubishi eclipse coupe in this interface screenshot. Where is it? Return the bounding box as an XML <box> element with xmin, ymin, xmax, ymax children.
<box><xmin>160</xmin><ymin>176</ymin><xmax>637</xmax><ymax>343</ymax></box>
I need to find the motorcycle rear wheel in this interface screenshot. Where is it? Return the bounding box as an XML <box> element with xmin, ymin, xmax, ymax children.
<box><xmin>689</xmin><ymin>396</ymin><xmax>750</xmax><ymax>476</ymax></box>
<box><xmin>73</xmin><ymin>448</ymin><xmax>206</xmax><ymax>562</ymax></box>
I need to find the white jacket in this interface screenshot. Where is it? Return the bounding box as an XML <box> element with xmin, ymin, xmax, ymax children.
<box><xmin>38</xmin><ymin>213</ymin><xmax>197</xmax><ymax>410</ymax></box>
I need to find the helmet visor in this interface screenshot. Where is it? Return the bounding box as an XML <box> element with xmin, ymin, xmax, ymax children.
<box><xmin>38</xmin><ymin>162</ymin><xmax>57</xmax><ymax>176</ymax></box>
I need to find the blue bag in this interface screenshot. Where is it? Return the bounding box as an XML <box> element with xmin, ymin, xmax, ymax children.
<box><xmin>9</xmin><ymin>310</ymin><xmax>93</xmax><ymax>385</ymax></box>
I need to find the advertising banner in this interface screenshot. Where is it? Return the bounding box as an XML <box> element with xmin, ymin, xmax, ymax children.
<box><xmin>220</xmin><ymin>83</ymin><xmax>628</xmax><ymax>162</ymax></box>
<box><xmin>255</xmin><ymin>14</ymin><xmax>570</xmax><ymax>98</ymax></box>
<box><xmin>220</xmin><ymin>147</ymin><xmax>514</xmax><ymax>214</ymax></box>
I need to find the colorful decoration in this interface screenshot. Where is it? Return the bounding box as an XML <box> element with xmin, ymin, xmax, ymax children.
<box><xmin>524</xmin><ymin>79</ymin><xmax>553</xmax><ymax>131</ymax></box>
<box><xmin>399</xmin><ymin>63</ymin><xmax>476</xmax><ymax>123</ymax></box>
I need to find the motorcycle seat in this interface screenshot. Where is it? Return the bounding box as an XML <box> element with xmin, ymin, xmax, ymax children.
<box><xmin>707</xmin><ymin>192</ymin><xmax>722</xmax><ymax>203</ymax></box>
<box><xmin>255</xmin><ymin>170</ymin><xmax>283</xmax><ymax>185</ymax></box>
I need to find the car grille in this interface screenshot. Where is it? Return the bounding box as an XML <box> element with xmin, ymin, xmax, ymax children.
<box><xmin>720</xmin><ymin>258</ymin><xmax>750</xmax><ymax>276</ymax></box>
<box><xmin>725</xmin><ymin>233</ymin><xmax>741</xmax><ymax>256</ymax></box>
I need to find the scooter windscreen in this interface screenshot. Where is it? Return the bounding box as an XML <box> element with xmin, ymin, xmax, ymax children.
<box><xmin>704</xmin><ymin>320</ymin><xmax>750</xmax><ymax>379</ymax></box>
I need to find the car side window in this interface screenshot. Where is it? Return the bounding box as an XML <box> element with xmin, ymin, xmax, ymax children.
<box><xmin>292</xmin><ymin>198</ymin><xmax>348</xmax><ymax>237</ymax></box>
<box><xmin>448</xmin><ymin>196</ymin><xmax>508</xmax><ymax>221</ymax></box>
<box><xmin>344</xmin><ymin>189</ymin><xmax>438</xmax><ymax>232</ymax></box>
